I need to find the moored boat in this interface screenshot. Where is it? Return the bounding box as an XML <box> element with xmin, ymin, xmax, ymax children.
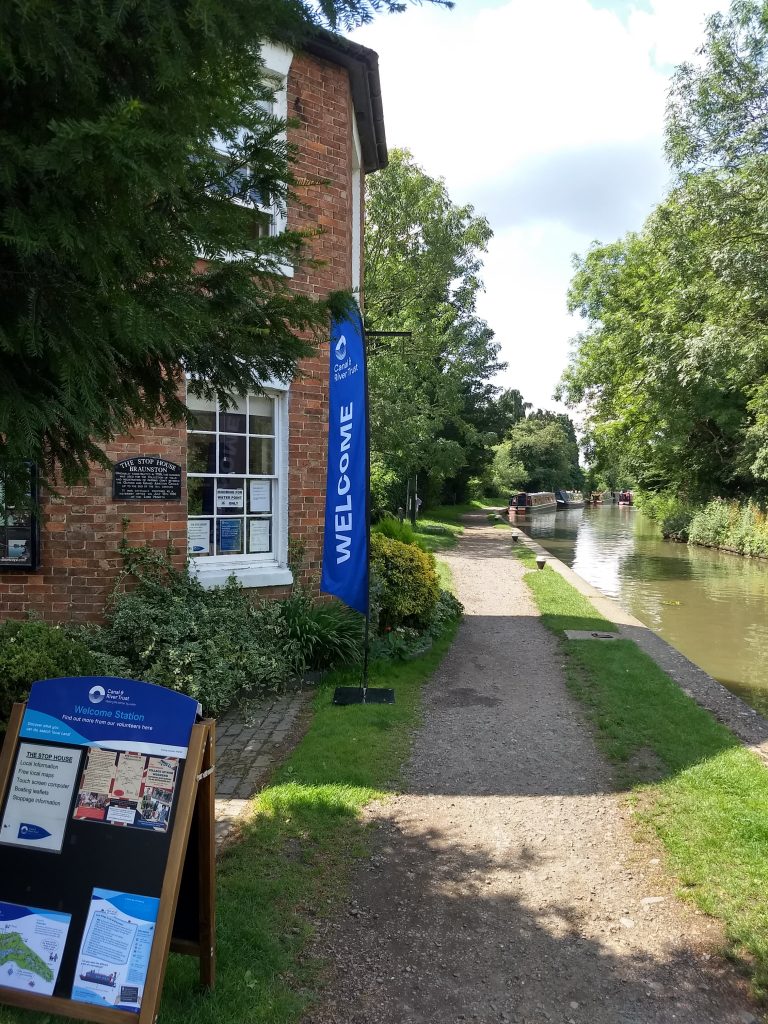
<box><xmin>555</xmin><ymin>489</ymin><xmax>585</xmax><ymax>509</ymax></box>
<box><xmin>508</xmin><ymin>491</ymin><xmax>557</xmax><ymax>514</ymax></box>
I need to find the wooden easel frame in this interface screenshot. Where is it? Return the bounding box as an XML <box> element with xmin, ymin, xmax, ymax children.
<box><xmin>0</xmin><ymin>705</ymin><xmax>216</xmax><ymax>1024</ymax></box>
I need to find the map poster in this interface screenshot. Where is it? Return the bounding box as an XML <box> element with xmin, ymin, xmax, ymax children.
<box><xmin>0</xmin><ymin>901</ymin><xmax>70</xmax><ymax>997</ymax></box>
<box><xmin>73</xmin><ymin>749</ymin><xmax>178</xmax><ymax>833</ymax></box>
<box><xmin>71</xmin><ymin>889</ymin><xmax>159</xmax><ymax>1014</ymax></box>
<box><xmin>0</xmin><ymin>743</ymin><xmax>80</xmax><ymax>853</ymax></box>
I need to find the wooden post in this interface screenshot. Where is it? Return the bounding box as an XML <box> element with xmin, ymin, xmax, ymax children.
<box><xmin>138</xmin><ymin>723</ymin><xmax>206</xmax><ymax>1024</ymax></box>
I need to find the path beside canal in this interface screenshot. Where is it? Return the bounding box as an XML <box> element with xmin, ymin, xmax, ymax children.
<box><xmin>307</xmin><ymin>515</ymin><xmax>758</xmax><ymax>1024</ymax></box>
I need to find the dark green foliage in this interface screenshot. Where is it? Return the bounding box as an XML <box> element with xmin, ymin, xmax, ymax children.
<box><xmin>371</xmin><ymin>626</ymin><xmax>432</xmax><ymax>661</ymax></box>
<box><xmin>425</xmin><ymin>588</ymin><xmax>463</xmax><ymax>637</ymax></box>
<box><xmin>371</xmin><ymin>515</ymin><xmax>424</xmax><ymax>548</ymax></box>
<box><xmin>370</xmin><ymin>588</ymin><xmax>462</xmax><ymax>661</ymax></box>
<box><xmin>635</xmin><ymin>492</ymin><xmax>695</xmax><ymax>541</ymax></box>
<box><xmin>0</xmin><ymin>0</ymin><xmax>445</xmax><ymax>499</ymax></box>
<box><xmin>490</xmin><ymin>410</ymin><xmax>582</xmax><ymax>494</ymax></box>
<box><xmin>369</xmin><ymin>533</ymin><xmax>440</xmax><ymax>629</ymax></box>
<box><xmin>0</xmin><ymin>620</ymin><xmax>96</xmax><ymax>725</ymax></box>
<box><xmin>687</xmin><ymin>498</ymin><xmax>768</xmax><ymax>555</ymax></box>
<box><xmin>278</xmin><ymin>593</ymin><xmax>363</xmax><ymax>674</ymax></box>
<box><xmin>88</xmin><ymin>545</ymin><xmax>302</xmax><ymax>715</ymax></box>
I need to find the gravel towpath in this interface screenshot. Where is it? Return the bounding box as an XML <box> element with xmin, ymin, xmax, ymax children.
<box><xmin>306</xmin><ymin>516</ymin><xmax>758</xmax><ymax>1024</ymax></box>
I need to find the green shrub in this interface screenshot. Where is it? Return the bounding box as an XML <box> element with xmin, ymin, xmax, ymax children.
<box><xmin>688</xmin><ymin>498</ymin><xmax>733</xmax><ymax>548</ymax></box>
<box><xmin>372</xmin><ymin>516</ymin><xmax>423</xmax><ymax>548</ymax></box>
<box><xmin>371</xmin><ymin>625</ymin><xmax>432</xmax><ymax>661</ymax></box>
<box><xmin>688</xmin><ymin>498</ymin><xmax>768</xmax><ymax>556</ymax></box>
<box><xmin>635</xmin><ymin>491</ymin><xmax>694</xmax><ymax>540</ymax></box>
<box><xmin>425</xmin><ymin>589</ymin><xmax>464</xmax><ymax>637</ymax></box>
<box><xmin>0</xmin><ymin>620</ymin><xmax>97</xmax><ymax>725</ymax></box>
<box><xmin>278</xmin><ymin>592</ymin><xmax>362</xmax><ymax>675</ymax></box>
<box><xmin>307</xmin><ymin>601</ymin><xmax>363</xmax><ymax>669</ymax></box>
<box><xmin>369</xmin><ymin>533</ymin><xmax>439</xmax><ymax>630</ymax></box>
<box><xmin>90</xmin><ymin>545</ymin><xmax>302</xmax><ymax>716</ymax></box>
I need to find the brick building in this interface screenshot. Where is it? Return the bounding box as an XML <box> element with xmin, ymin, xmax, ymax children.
<box><xmin>0</xmin><ymin>34</ymin><xmax>387</xmax><ymax>622</ymax></box>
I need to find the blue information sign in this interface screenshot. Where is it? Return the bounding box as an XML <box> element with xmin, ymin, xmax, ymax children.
<box><xmin>20</xmin><ymin>677</ymin><xmax>200</xmax><ymax>758</ymax></box>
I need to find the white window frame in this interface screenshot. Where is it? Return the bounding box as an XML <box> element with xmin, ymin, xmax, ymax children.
<box><xmin>187</xmin><ymin>379</ymin><xmax>292</xmax><ymax>589</ymax></box>
<box><xmin>208</xmin><ymin>43</ymin><xmax>294</xmax><ymax>275</ymax></box>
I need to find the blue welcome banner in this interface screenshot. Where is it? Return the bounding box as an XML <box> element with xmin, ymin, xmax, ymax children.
<box><xmin>321</xmin><ymin>310</ymin><xmax>369</xmax><ymax>615</ymax></box>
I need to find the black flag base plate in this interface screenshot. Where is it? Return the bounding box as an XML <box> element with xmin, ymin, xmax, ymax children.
<box><xmin>333</xmin><ymin>687</ymin><xmax>395</xmax><ymax>706</ymax></box>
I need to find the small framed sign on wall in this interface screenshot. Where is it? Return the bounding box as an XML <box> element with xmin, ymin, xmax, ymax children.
<box><xmin>0</xmin><ymin>463</ymin><xmax>40</xmax><ymax>571</ymax></box>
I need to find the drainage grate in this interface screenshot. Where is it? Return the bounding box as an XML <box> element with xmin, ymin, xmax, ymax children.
<box><xmin>564</xmin><ymin>630</ymin><xmax>620</xmax><ymax>641</ymax></box>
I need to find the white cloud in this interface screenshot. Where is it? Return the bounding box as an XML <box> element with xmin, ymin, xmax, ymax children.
<box><xmin>353</xmin><ymin>0</ymin><xmax>725</xmax><ymax>412</ymax></box>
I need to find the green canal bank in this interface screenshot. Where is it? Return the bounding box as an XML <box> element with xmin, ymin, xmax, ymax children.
<box><xmin>512</xmin><ymin>521</ymin><xmax>768</xmax><ymax>1002</ymax></box>
<box><xmin>305</xmin><ymin>515</ymin><xmax>765</xmax><ymax>1023</ymax></box>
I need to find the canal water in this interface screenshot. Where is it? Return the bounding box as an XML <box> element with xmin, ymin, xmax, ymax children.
<box><xmin>517</xmin><ymin>504</ymin><xmax>768</xmax><ymax>715</ymax></box>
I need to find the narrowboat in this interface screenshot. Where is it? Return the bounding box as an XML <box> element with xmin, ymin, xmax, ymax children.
<box><xmin>555</xmin><ymin>489</ymin><xmax>585</xmax><ymax>509</ymax></box>
<box><xmin>508</xmin><ymin>491</ymin><xmax>558</xmax><ymax>514</ymax></box>
<box><xmin>617</xmin><ymin>490</ymin><xmax>633</xmax><ymax>506</ymax></box>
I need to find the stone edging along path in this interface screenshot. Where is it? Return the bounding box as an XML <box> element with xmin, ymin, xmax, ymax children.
<box><xmin>514</xmin><ymin>525</ymin><xmax>768</xmax><ymax>763</ymax></box>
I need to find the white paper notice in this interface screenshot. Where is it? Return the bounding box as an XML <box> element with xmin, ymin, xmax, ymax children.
<box><xmin>216</xmin><ymin>487</ymin><xmax>244</xmax><ymax>509</ymax></box>
<box><xmin>0</xmin><ymin>743</ymin><xmax>80</xmax><ymax>853</ymax></box>
<box><xmin>249</xmin><ymin>519</ymin><xmax>270</xmax><ymax>553</ymax></box>
<box><xmin>71</xmin><ymin>889</ymin><xmax>159</xmax><ymax>1012</ymax></box>
<box><xmin>0</xmin><ymin>901</ymin><xmax>71</xmax><ymax>996</ymax></box>
<box><xmin>249</xmin><ymin>479</ymin><xmax>271</xmax><ymax>512</ymax></box>
<box><xmin>187</xmin><ymin>519</ymin><xmax>209</xmax><ymax>555</ymax></box>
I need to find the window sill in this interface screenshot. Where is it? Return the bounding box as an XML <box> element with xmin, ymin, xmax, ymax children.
<box><xmin>190</xmin><ymin>561</ymin><xmax>293</xmax><ymax>590</ymax></box>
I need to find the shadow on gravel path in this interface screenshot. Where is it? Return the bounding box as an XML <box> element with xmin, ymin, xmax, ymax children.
<box><xmin>305</xmin><ymin>518</ymin><xmax>758</xmax><ymax>1024</ymax></box>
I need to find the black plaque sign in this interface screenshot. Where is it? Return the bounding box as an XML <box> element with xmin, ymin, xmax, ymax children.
<box><xmin>112</xmin><ymin>457</ymin><xmax>182</xmax><ymax>502</ymax></box>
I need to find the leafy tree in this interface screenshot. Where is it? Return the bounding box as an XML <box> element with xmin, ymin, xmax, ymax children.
<box><xmin>364</xmin><ymin>149</ymin><xmax>504</xmax><ymax>514</ymax></box>
<box><xmin>559</xmin><ymin>0</ymin><xmax>768</xmax><ymax>503</ymax></box>
<box><xmin>495</xmin><ymin>415</ymin><xmax>581</xmax><ymax>493</ymax></box>
<box><xmin>666</xmin><ymin>0</ymin><xmax>768</xmax><ymax>172</ymax></box>
<box><xmin>489</xmin><ymin>440</ymin><xmax>527</xmax><ymax>497</ymax></box>
<box><xmin>0</xmin><ymin>0</ymin><xmax>444</xmax><ymax>500</ymax></box>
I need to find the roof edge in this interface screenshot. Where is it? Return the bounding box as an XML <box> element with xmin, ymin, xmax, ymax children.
<box><xmin>302</xmin><ymin>30</ymin><xmax>388</xmax><ymax>174</ymax></box>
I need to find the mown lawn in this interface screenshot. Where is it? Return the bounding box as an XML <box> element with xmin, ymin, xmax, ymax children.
<box><xmin>519</xmin><ymin>552</ymin><xmax>768</xmax><ymax>997</ymax></box>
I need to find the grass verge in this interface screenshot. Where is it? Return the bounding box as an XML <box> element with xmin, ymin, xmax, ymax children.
<box><xmin>0</xmin><ymin>624</ymin><xmax>459</xmax><ymax>1024</ymax></box>
<box><xmin>413</xmin><ymin>515</ymin><xmax>463</xmax><ymax>553</ymax></box>
<box><xmin>519</xmin><ymin>554</ymin><xmax>768</xmax><ymax>997</ymax></box>
<box><xmin>414</xmin><ymin>499</ymin><xmax>506</xmax><ymax>552</ymax></box>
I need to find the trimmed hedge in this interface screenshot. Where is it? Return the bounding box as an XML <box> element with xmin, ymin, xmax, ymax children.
<box><xmin>0</xmin><ymin>620</ymin><xmax>97</xmax><ymax>725</ymax></box>
<box><xmin>370</xmin><ymin>533</ymin><xmax>439</xmax><ymax>629</ymax></box>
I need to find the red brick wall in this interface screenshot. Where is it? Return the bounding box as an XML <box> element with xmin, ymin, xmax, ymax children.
<box><xmin>275</xmin><ymin>51</ymin><xmax>354</xmax><ymax>588</ymax></box>
<box><xmin>0</xmin><ymin>49</ymin><xmax>358</xmax><ymax>622</ymax></box>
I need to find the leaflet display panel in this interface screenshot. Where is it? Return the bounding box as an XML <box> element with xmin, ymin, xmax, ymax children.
<box><xmin>0</xmin><ymin>677</ymin><xmax>213</xmax><ymax>1024</ymax></box>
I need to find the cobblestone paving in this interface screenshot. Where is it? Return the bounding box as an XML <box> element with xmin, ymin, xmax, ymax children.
<box><xmin>214</xmin><ymin>690</ymin><xmax>309</xmax><ymax>845</ymax></box>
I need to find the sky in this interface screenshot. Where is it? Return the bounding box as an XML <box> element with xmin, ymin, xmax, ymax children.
<box><xmin>351</xmin><ymin>0</ymin><xmax>724</xmax><ymax>412</ymax></box>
